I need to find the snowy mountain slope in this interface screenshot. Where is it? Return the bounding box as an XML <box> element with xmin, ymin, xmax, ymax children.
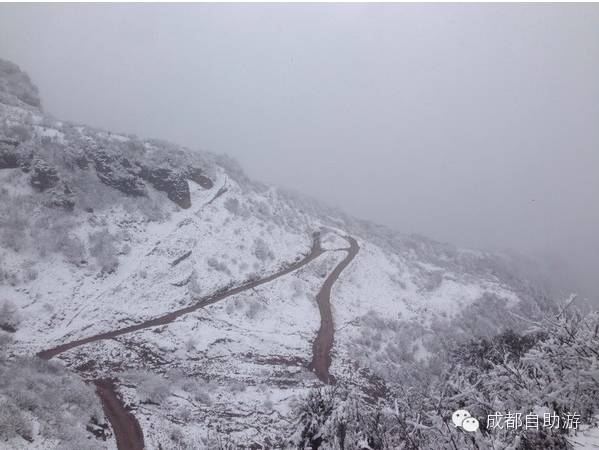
<box><xmin>0</xmin><ymin>59</ymin><xmax>555</xmax><ymax>449</ymax></box>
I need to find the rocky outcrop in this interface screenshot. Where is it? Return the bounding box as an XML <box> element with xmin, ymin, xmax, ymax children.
<box><xmin>92</xmin><ymin>150</ymin><xmax>146</xmax><ymax>197</ymax></box>
<box><xmin>186</xmin><ymin>167</ymin><xmax>213</xmax><ymax>189</ymax></box>
<box><xmin>140</xmin><ymin>166</ymin><xmax>191</xmax><ymax>209</ymax></box>
<box><xmin>0</xmin><ymin>59</ymin><xmax>216</xmax><ymax>211</ymax></box>
<box><xmin>89</xmin><ymin>150</ymin><xmax>213</xmax><ymax>209</ymax></box>
<box><xmin>29</xmin><ymin>159</ymin><xmax>59</xmax><ymax>191</ymax></box>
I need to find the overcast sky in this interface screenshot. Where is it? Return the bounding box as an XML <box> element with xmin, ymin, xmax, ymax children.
<box><xmin>1</xmin><ymin>4</ymin><xmax>598</xmax><ymax>299</ymax></box>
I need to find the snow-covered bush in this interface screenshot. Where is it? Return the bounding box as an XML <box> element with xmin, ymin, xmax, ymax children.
<box><xmin>291</xmin><ymin>387</ymin><xmax>390</xmax><ymax>450</ymax></box>
<box><xmin>0</xmin><ymin>357</ymin><xmax>103</xmax><ymax>447</ymax></box>
<box><xmin>313</xmin><ymin>256</ymin><xmax>333</xmax><ymax>279</ymax></box>
<box><xmin>0</xmin><ymin>331</ymin><xmax>12</xmax><ymax>356</ymax></box>
<box><xmin>0</xmin><ymin>401</ymin><xmax>32</xmax><ymax>442</ymax></box>
<box><xmin>192</xmin><ymin>388</ymin><xmax>212</xmax><ymax>405</ymax></box>
<box><xmin>32</xmin><ymin>212</ymin><xmax>85</xmax><ymax>264</ymax></box>
<box><xmin>6</xmin><ymin>123</ymin><xmax>32</xmax><ymax>142</ymax></box>
<box><xmin>347</xmin><ymin>312</ymin><xmax>427</xmax><ymax>381</ymax></box>
<box><xmin>0</xmin><ymin>194</ymin><xmax>31</xmax><ymax>252</ymax></box>
<box><xmin>224</xmin><ymin>197</ymin><xmax>240</xmax><ymax>214</ymax></box>
<box><xmin>20</xmin><ymin>261</ymin><xmax>38</xmax><ymax>282</ymax></box>
<box><xmin>169</xmin><ymin>426</ymin><xmax>186</xmax><ymax>446</ymax></box>
<box><xmin>188</xmin><ymin>270</ymin><xmax>202</xmax><ymax>295</ymax></box>
<box><xmin>206</xmin><ymin>256</ymin><xmax>230</xmax><ymax>274</ymax></box>
<box><xmin>123</xmin><ymin>370</ymin><xmax>171</xmax><ymax>404</ymax></box>
<box><xmin>133</xmin><ymin>196</ymin><xmax>169</xmax><ymax>222</ymax></box>
<box><xmin>291</xmin><ymin>278</ymin><xmax>305</xmax><ymax>298</ymax></box>
<box><xmin>179</xmin><ymin>377</ymin><xmax>213</xmax><ymax>405</ymax></box>
<box><xmin>244</xmin><ymin>299</ymin><xmax>266</xmax><ymax>319</ymax></box>
<box><xmin>214</xmin><ymin>154</ymin><xmax>247</xmax><ymax>183</ymax></box>
<box><xmin>253</xmin><ymin>237</ymin><xmax>274</xmax><ymax>262</ymax></box>
<box><xmin>185</xmin><ymin>337</ymin><xmax>197</xmax><ymax>352</ymax></box>
<box><xmin>88</xmin><ymin>229</ymin><xmax>119</xmax><ymax>273</ymax></box>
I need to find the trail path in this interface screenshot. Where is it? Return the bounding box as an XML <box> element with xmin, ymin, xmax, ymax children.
<box><xmin>36</xmin><ymin>232</ymin><xmax>359</xmax><ymax>449</ymax></box>
<box><xmin>37</xmin><ymin>234</ymin><xmax>324</xmax><ymax>450</ymax></box>
<box><xmin>94</xmin><ymin>379</ymin><xmax>145</xmax><ymax>450</ymax></box>
<box><xmin>37</xmin><ymin>234</ymin><xmax>323</xmax><ymax>360</ymax></box>
<box><xmin>308</xmin><ymin>236</ymin><xmax>359</xmax><ymax>383</ymax></box>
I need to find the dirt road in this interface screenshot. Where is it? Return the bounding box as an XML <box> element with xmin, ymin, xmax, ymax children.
<box><xmin>308</xmin><ymin>236</ymin><xmax>359</xmax><ymax>383</ymax></box>
<box><xmin>38</xmin><ymin>233</ymin><xmax>323</xmax><ymax>360</ymax></box>
<box><xmin>94</xmin><ymin>379</ymin><xmax>145</xmax><ymax>450</ymax></box>
<box><xmin>36</xmin><ymin>232</ymin><xmax>355</xmax><ymax>449</ymax></box>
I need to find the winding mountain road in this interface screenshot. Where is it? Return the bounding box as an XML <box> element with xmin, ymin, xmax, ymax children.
<box><xmin>308</xmin><ymin>236</ymin><xmax>359</xmax><ymax>384</ymax></box>
<box><xmin>36</xmin><ymin>232</ymin><xmax>359</xmax><ymax>449</ymax></box>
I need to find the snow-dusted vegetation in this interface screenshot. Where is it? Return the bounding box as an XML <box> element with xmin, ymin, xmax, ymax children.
<box><xmin>0</xmin><ymin>356</ymin><xmax>104</xmax><ymax>449</ymax></box>
<box><xmin>290</xmin><ymin>303</ymin><xmax>599</xmax><ymax>449</ymax></box>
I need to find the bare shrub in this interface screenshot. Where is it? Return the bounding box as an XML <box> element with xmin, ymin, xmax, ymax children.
<box><xmin>206</xmin><ymin>257</ymin><xmax>230</xmax><ymax>275</ymax></box>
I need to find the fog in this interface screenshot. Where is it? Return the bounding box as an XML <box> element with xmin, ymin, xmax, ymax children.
<box><xmin>1</xmin><ymin>4</ymin><xmax>598</xmax><ymax>300</ymax></box>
